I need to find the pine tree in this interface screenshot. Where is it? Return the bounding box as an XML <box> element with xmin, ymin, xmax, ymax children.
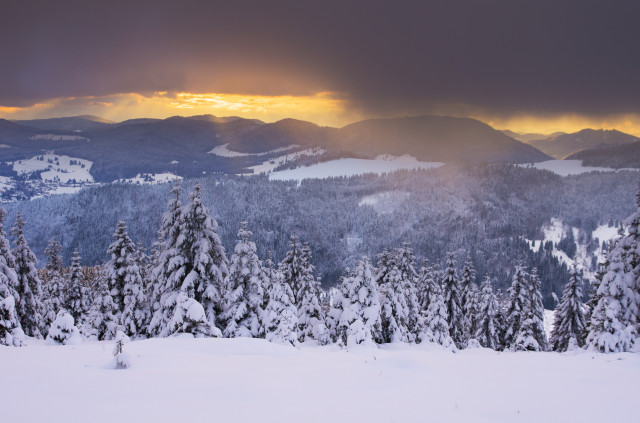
<box><xmin>176</xmin><ymin>184</ymin><xmax>229</xmax><ymax>328</ymax></box>
<box><xmin>0</xmin><ymin>295</ymin><xmax>25</xmax><ymax>347</ymax></box>
<box><xmin>149</xmin><ymin>184</ymin><xmax>228</xmax><ymax>337</ymax></box>
<box><xmin>263</xmin><ymin>268</ymin><xmax>298</xmax><ymax>346</ymax></box>
<box><xmin>42</xmin><ymin>237</ymin><xmax>65</xmax><ymax>332</ymax></box>
<box><xmin>421</xmin><ymin>281</ymin><xmax>455</xmax><ymax>350</ymax></box>
<box><xmin>394</xmin><ymin>244</ymin><xmax>424</xmax><ymax>340</ymax></box>
<box><xmin>280</xmin><ymin>235</ymin><xmax>305</xmax><ymax>303</ymax></box>
<box><xmin>460</xmin><ymin>257</ymin><xmax>480</xmax><ymax>345</ymax></box>
<box><xmin>117</xmin><ymin>234</ymin><xmax>147</xmax><ymax>338</ymax></box>
<box><xmin>378</xmin><ymin>251</ymin><xmax>412</xmax><ymax>343</ymax></box>
<box><xmin>222</xmin><ymin>222</ymin><xmax>267</xmax><ymax>338</ymax></box>
<box><xmin>442</xmin><ymin>252</ymin><xmax>464</xmax><ymax>346</ymax></box>
<box><xmin>504</xmin><ymin>264</ymin><xmax>529</xmax><ymax>349</ymax></box>
<box><xmin>295</xmin><ymin>243</ymin><xmax>329</xmax><ymax>343</ymax></box>
<box><xmin>65</xmin><ymin>249</ymin><xmax>89</xmax><ymax>324</ymax></box>
<box><xmin>332</xmin><ymin>257</ymin><xmax>383</xmax><ymax>346</ymax></box>
<box><xmin>47</xmin><ymin>309</ymin><xmax>81</xmax><ymax>345</ymax></box>
<box><xmin>0</xmin><ymin>207</ymin><xmax>19</xmax><ymax>303</ymax></box>
<box><xmin>475</xmin><ymin>276</ymin><xmax>500</xmax><ymax>350</ymax></box>
<box><xmin>550</xmin><ymin>265</ymin><xmax>586</xmax><ymax>351</ymax></box>
<box><xmin>11</xmin><ymin>213</ymin><xmax>45</xmax><ymax>338</ymax></box>
<box><xmin>584</xmin><ymin>245</ymin><xmax>610</xmax><ymax>339</ymax></box>
<box><xmin>105</xmin><ymin>220</ymin><xmax>138</xmax><ymax>318</ymax></box>
<box><xmin>526</xmin><ymin>268</ymin><xmax>548</xmax><ymax>351</ymax></box>
<box><xmin>82</xmin><ymin>273</ymin><xmax>118</xmax><ymax>340</ymax></box>
<box><xmin>166</xmin><ymin>292</ymin><xmax>216</xmax><ymax>337</ymax></box>
<box><xmin>586</xmin><ymin>246</ymin><xmax>637</xmax><ymax>352</ymax></box>
<box><xmin>416</xmin><ymin>260</ymin><xmax>438</xmax><ymax>315</ymax></box>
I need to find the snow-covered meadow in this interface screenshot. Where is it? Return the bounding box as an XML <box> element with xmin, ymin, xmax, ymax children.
<box><xmin>1</xmin><ymin>336</ymin><xmax>638</xmax><ymax>423</ymax></box>
<box><xmin>269</xmin><ymin>155</ymin><xmax>444</xmax><ymax>181</ymax></box>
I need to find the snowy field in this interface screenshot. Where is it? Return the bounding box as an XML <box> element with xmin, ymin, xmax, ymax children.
<box><xmin>12</xmin><ymin>154</ymin><xmax>94</xmax><ymax>183</ymax></box>
<box><xmin>520</xmin><ymin>160</ymin><xmax>639</xmax><ymax>176</ymax></box>
<box><xmin>116</xmin><ymin>172</ymin><xmax>183</xmax><ymax>185</ymax></box>
<box><xmin>245</xmin><ymin>147</ymin><xmax>326</xmax><ymax>175</ymax></box>
<box><xmin>1</xmin><ymin>337</ymin><xmax>638</xmax><ymax>423</ymax></box>
<box><xmin>269</xmin><ymin>155</ymin><xmax>444</xmax><ymax>181</ymax></box>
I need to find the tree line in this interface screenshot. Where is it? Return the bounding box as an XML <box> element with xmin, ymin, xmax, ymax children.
<box><xmin>2</xmin><ymin>181</ymin><xmax>638</xmax><ymax>352</ymax></box>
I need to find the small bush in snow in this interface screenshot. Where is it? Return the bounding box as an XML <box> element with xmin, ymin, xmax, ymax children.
<box><xmin>113</xmin><ymin>331</ymin><xmax>131</xmax><ymax>369</ymax></box>
<box><xmin>47</xmin><ymin>309</ymin><xmax>82</xmax><ymax>345</ymax></box>
<box><xmin>0</xmin><ymin>295</ymin><xmax>25</xmax><ymax>347</ymax></box>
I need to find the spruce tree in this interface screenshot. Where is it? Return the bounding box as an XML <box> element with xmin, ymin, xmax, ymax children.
<box><xmin>394</xmin><ymin>244</ymin><xmax>424</xmax><ymax>340</ymax></box>
<box><xmin>504</xmin><ymin>264</ymin><xmax>529</xmax><ymax>348</ymax></box>
<box><xmin>263</xmin><ymin>268</ymin><xmax>298</xmax><ymax>346</ymax></box>
<box><xmin>378</xmin><ymin>250</ymin><xmax>412</xmax><ymax>343</ymax></box>
<box><xmin>421</xmin><ymin>281</ymin><xmax>455</xmax><ymax>350</ymax></box>
<box><xmin>584</xmin><ymin>246</ymin><xmax>609</xmax><ymax>339</ymax></box>
<box><xmin>47</xmin><ymin>309</ymin><xmax>81</xmax><ymax>345</ymax></box>
<box><xmin>550</xmin><ymin>265</ymin><xmax>586</xmax><ymax>351</ymax></box>
<box><xmin>42</xmin><ymin>237</ymin><xmax>65</xmax><ymax>332</ymax></box>
<box><xmin>83</xmin><ymin>273</ymin><xmax>118</xmax><ymax>340</ymax></box>
<box><xmin>526</xmin><ymin>268</ymin><xmax>548</xmax><ymax>351</ymax></box>
<box><xmin>475</xmin><ymin>276</ymin><xmax>500</xmax><ymax>350</ymax></box>
<box><xmin>10</xmin><ymin>213</ymin><xmax>45</xmax><ymax>338</ymax></box>
<box><xmin>167</xmin><ymin>292</ymin><xmax>217</xmax><ymax>337</ymax></box>
<box><xmin>332</xmin><ymin>257</ymin><xmax>383</xmax><ymax>346</ymax></box>
<box><xmin>416</xmin><ymin>260</ymin><xmax>438</xmax><ymax>315</ymax></box>
<box><xmin>0</xmin><ymin>207</ymin><xmax>19</xmax><ymax>303</ymax></box>
<box><xmin>442</xmin><ymin>252</ymin><xmax>464</xmax><ymax>346</ymax></box>
<box><xmin>176</xmin><ymin>184</ymin><xmax>229</xmax><ymax>328</ymax></box>
<box><xmin>586</xmin><ymin>246</ymin><xmax>637</xmax><ymax>352</ymax></box>
<box><xmin>105</xmin><ymin>220</ymin><xmax>138</xmax><ymax>317</ymax></box>
<box><xmin>0</xmin><ymin>295</ymin><xmax>24</xmax><ymax>346</ymax></box>
<box><xmin>65</xmin><ymin>249</ymin><xmax>89</xmax><ymax>324</ymax></box>
<box><xmin>295</xmin><ymin>243</ymin><xmax>329</xmax><ymax>343</ymax></box>
<box><xmin>280</xmin><ymin>235</ymin><xmax>305</xmax><ymax>302</ymax></box>
<box><xmin>460</xmin><ymin>257</ymin><xmax>480</xmax><ymax>345</ymax></box>
<box><xmin>222</xmin><ymin>222</ymin><xmax>267</xmax><ymax>338</ymax></box>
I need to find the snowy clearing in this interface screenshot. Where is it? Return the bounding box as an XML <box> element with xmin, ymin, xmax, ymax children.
<box><xmin>29</xmin><ymin>134</ymin><xmax>88</xmax><ymax>141</ymax></box>
<box><xmin>1</xmin><ymin>337</ymin><xmax>638</xmax><ymax>423</ymax></box>
<box><xmin>519</xmin><ymin>160</ymin><xmax>639</xmax><ymax>176</ymax></box>
<box><xmin>116</xmin><ymin>172</ymin><xmax>183</xmax><ymax>185</ymax></box>
<box><xmin>208</xmin><ymin>143</ymin><xmax>299</xmax><ymax>157</ymax></box>
<box><xmin>269</xmin><ymin>155</ymin><xmax>443</xmax><ymax>181</ymax></box>
<box><xmin>12</xmin><ymin>154</ymin><xmax>93</xmax><ymax>183</ymax></box>
<box><xmin>359</xmin><ymin>190</ymin><xmax>412</xmax><ymax>214</ymax></box>
<box><xmin>244</xmin><ymin>147</ymin><xmax>326</xmax><ymax>175</ymax></box>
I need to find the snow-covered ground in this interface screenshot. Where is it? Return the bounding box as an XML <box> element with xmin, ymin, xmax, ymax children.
<box><xmin>12</xmin><ymin>154</ymin><xmax>94</xmax><ymax>183</ymax></box>
<box><xmin>269</xmin><ymin>155</ymin><xmax>443</xmax><ymax>181</ymax></box>
<box><xmin>1</xmin><ymin>337</ymin><xmax>637</xmax><ymax>423</ymax></box>
<box><xmin>116</xmin><ymin>173</ymin><xmax>183</xmax><ymax>185</ymax></box>
<box><xmin>29</xmin><ymin>134</ymin><xmax>88</xmax><ymax>141</ymax></box>
<box><xmin>244</xmin><ymin>147</ymin><xmax>327</xmax><ymax>175</ymax></box>
<box><xmin>359</xmin><ymin>190</ymin><xmax>412</xmax><ymax>214</ymax></box>
<box><xmin>520</xmin><ymin>160</ymin><xmax>639</xmax><ymax>177</ymax></box>
<box><xmin>209</xmin><ymin>143</ymin><xmax>298</xmax><ymax>157</ymax></box>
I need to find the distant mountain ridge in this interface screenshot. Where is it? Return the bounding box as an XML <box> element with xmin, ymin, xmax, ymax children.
<box><xmin>527</xmin><ymin>129</ymin><xmax>639</xmax><ymax>159</ymax></box>
<box><xmin>566</xmin><ymin>142</ymin><xmax>640</xmax><ymax>169</ymax></box>
<box><xmin>1</xmin><ymin>113</ymin><xmax>551</xmax><ymax>183</ymax></box>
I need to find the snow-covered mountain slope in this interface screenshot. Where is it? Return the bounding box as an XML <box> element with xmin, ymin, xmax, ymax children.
<box><xmin>269</xmin><ymin>155</ymin><xmax>443</xmax><ymax>181</ymax></box>
<box><xmin>1</xmin><ymin>336</ymin><xmax>637</xmax><ymax>423</ymax></box>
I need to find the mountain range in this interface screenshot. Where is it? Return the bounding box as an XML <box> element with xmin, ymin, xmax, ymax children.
<box><xmin>1</xmin><ymin>114</ymin><xmax>638</xmax><ymax>185</ymax></box>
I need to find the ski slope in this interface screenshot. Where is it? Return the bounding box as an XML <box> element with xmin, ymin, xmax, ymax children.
<box><xmin>1</xmin><ymin>336</ymin><xmax>637</xmax><ymax>423</ymax></box>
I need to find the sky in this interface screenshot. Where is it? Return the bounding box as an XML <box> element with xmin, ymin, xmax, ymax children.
<box><xmin>1</xmin><ymin>0</ymin><xmax>639</xmax><ymax>135</ymax></box>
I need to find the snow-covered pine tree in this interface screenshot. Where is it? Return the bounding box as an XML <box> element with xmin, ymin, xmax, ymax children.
<box><xmin>333</xmin><ymin>257</ymin><xmax>383</xmax><ymax>346</ymax></box>
<box><xmin>0</xmin><ymin>295</ymin><xmax>25</xmax><ymax>347</ymax></box>
<box><xmin>105</xmin><ymin>221</ymin><xmax>137</xmax><ymax>317</ymax></box>
<box><xmin>504</xmin><ymin>264</ymin><xmax>529</xmax><ymax>348</ymax></box>
<box><xmin>280</xmin><ymin>235</ymin><xmax>305</xmax><ymax>302</ymax></box>
<box><xmin>42</xmin><ymin>237</ymin><xmax>65</xmax><ymax>332</ymax></box>
<box><xmin>166</xmin><ymin>291</ymin><xmax>216</xmax><ymax>337</ymax></box>
<box><xmin>222</xmin><ymin>222</ymin><xmax>267</xmax><ymax>338</ymax></box>
<box><xmin>550</xmin><ymin>265</ymin><xmax>586</xmax><ymax>351</ymax></box>
<box><xmin>460</xmin><ymin>257</ymin><xmax>480</xmax><ymax>345</ymax></box>
<box><xmin>421</xmin><ymin>280</ymin><xmax>455</xmax><ymax>350</ymax></box>
<box><xmin>0</xmin><ymin>207</ymin><xmax>19</xmax><ymax>303</ymax></box>
<box><xmin>619</xmin><ymin>193</ymin><xmax>640</xmax><ymax>331</ymax></box>
<box><xmin>475</xmin><ymin>276</ymin><xmax>500</xmax><ymax>350</ymax></box>
<box><xmin>378</xmin><ymin>261</ymin><xmax>412</xmax><ymax>343</ymax></box>
<box><xmin>393</xmin><ymin>244</ymin><xmax>424</xmax><ymax>341</ymax></box>
<box><xmin>47</xmin><ymin>309</ymin><xmax>81</xmax><ymax>345</ymax></box>
<box><xmin>442</xmin><ymin>252</ymin><xmax>464</xmax><ymax>347</ymax></box>
<box><xmin>295</xmin><ymin>243</ymin><xmax>329</xmax><ymax>343</ymax></box>
<box><xmin>11</xmin><ymin>213</ymin><xmax>45</xmax><ymax>338</ymax></box>
<box><xmin>65</xmin><ymin>249</ymin><xmax>89</xmax><ymax>324</ymax></box>
<box><xmin>176</xmin><ymin>184</ymin><xmax>229</xmax><ymax>329</ymax></box>
<box><xmin>513</xmin><ymin>309</ymin><xmax>542</xmax><ymax>351</ymax></box>
<box><xmin>416</xmin><ymin>260</ymin><xmax>438</xmax><ymax>315</ymax></box>
<box><xmin>586</xmin><ymin>245</ymin><xmax>637</xmax><ymax>352</ymax></box>
<box><xmin>82</xmin><ymin>273</ymin><xmax>118</xmax><ymax>340</ymax></box>
<box><xmin>526</xmin><ymin>268</ymin><xmax>548</xmax><ymax>351</ymax></box>
<box><xmin>584</xmin><ymin>245</ymin><xmax>610</xmax><ymax>339</ymax></box>
<box><xmin>119</xmin><ymin>239</ymin><xmax>147</xmax><ymax>337</ymax></box>
<box><xmin>263</xmin><ymin>268</ymin><xmax>298</xmax><ymax>346</ymax></box>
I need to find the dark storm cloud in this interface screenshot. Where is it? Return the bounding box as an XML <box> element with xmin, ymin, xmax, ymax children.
<box><xmin>1</xmin><ymin>0</ymin><xmax>639</xmax><ymax>117</ymax></box>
